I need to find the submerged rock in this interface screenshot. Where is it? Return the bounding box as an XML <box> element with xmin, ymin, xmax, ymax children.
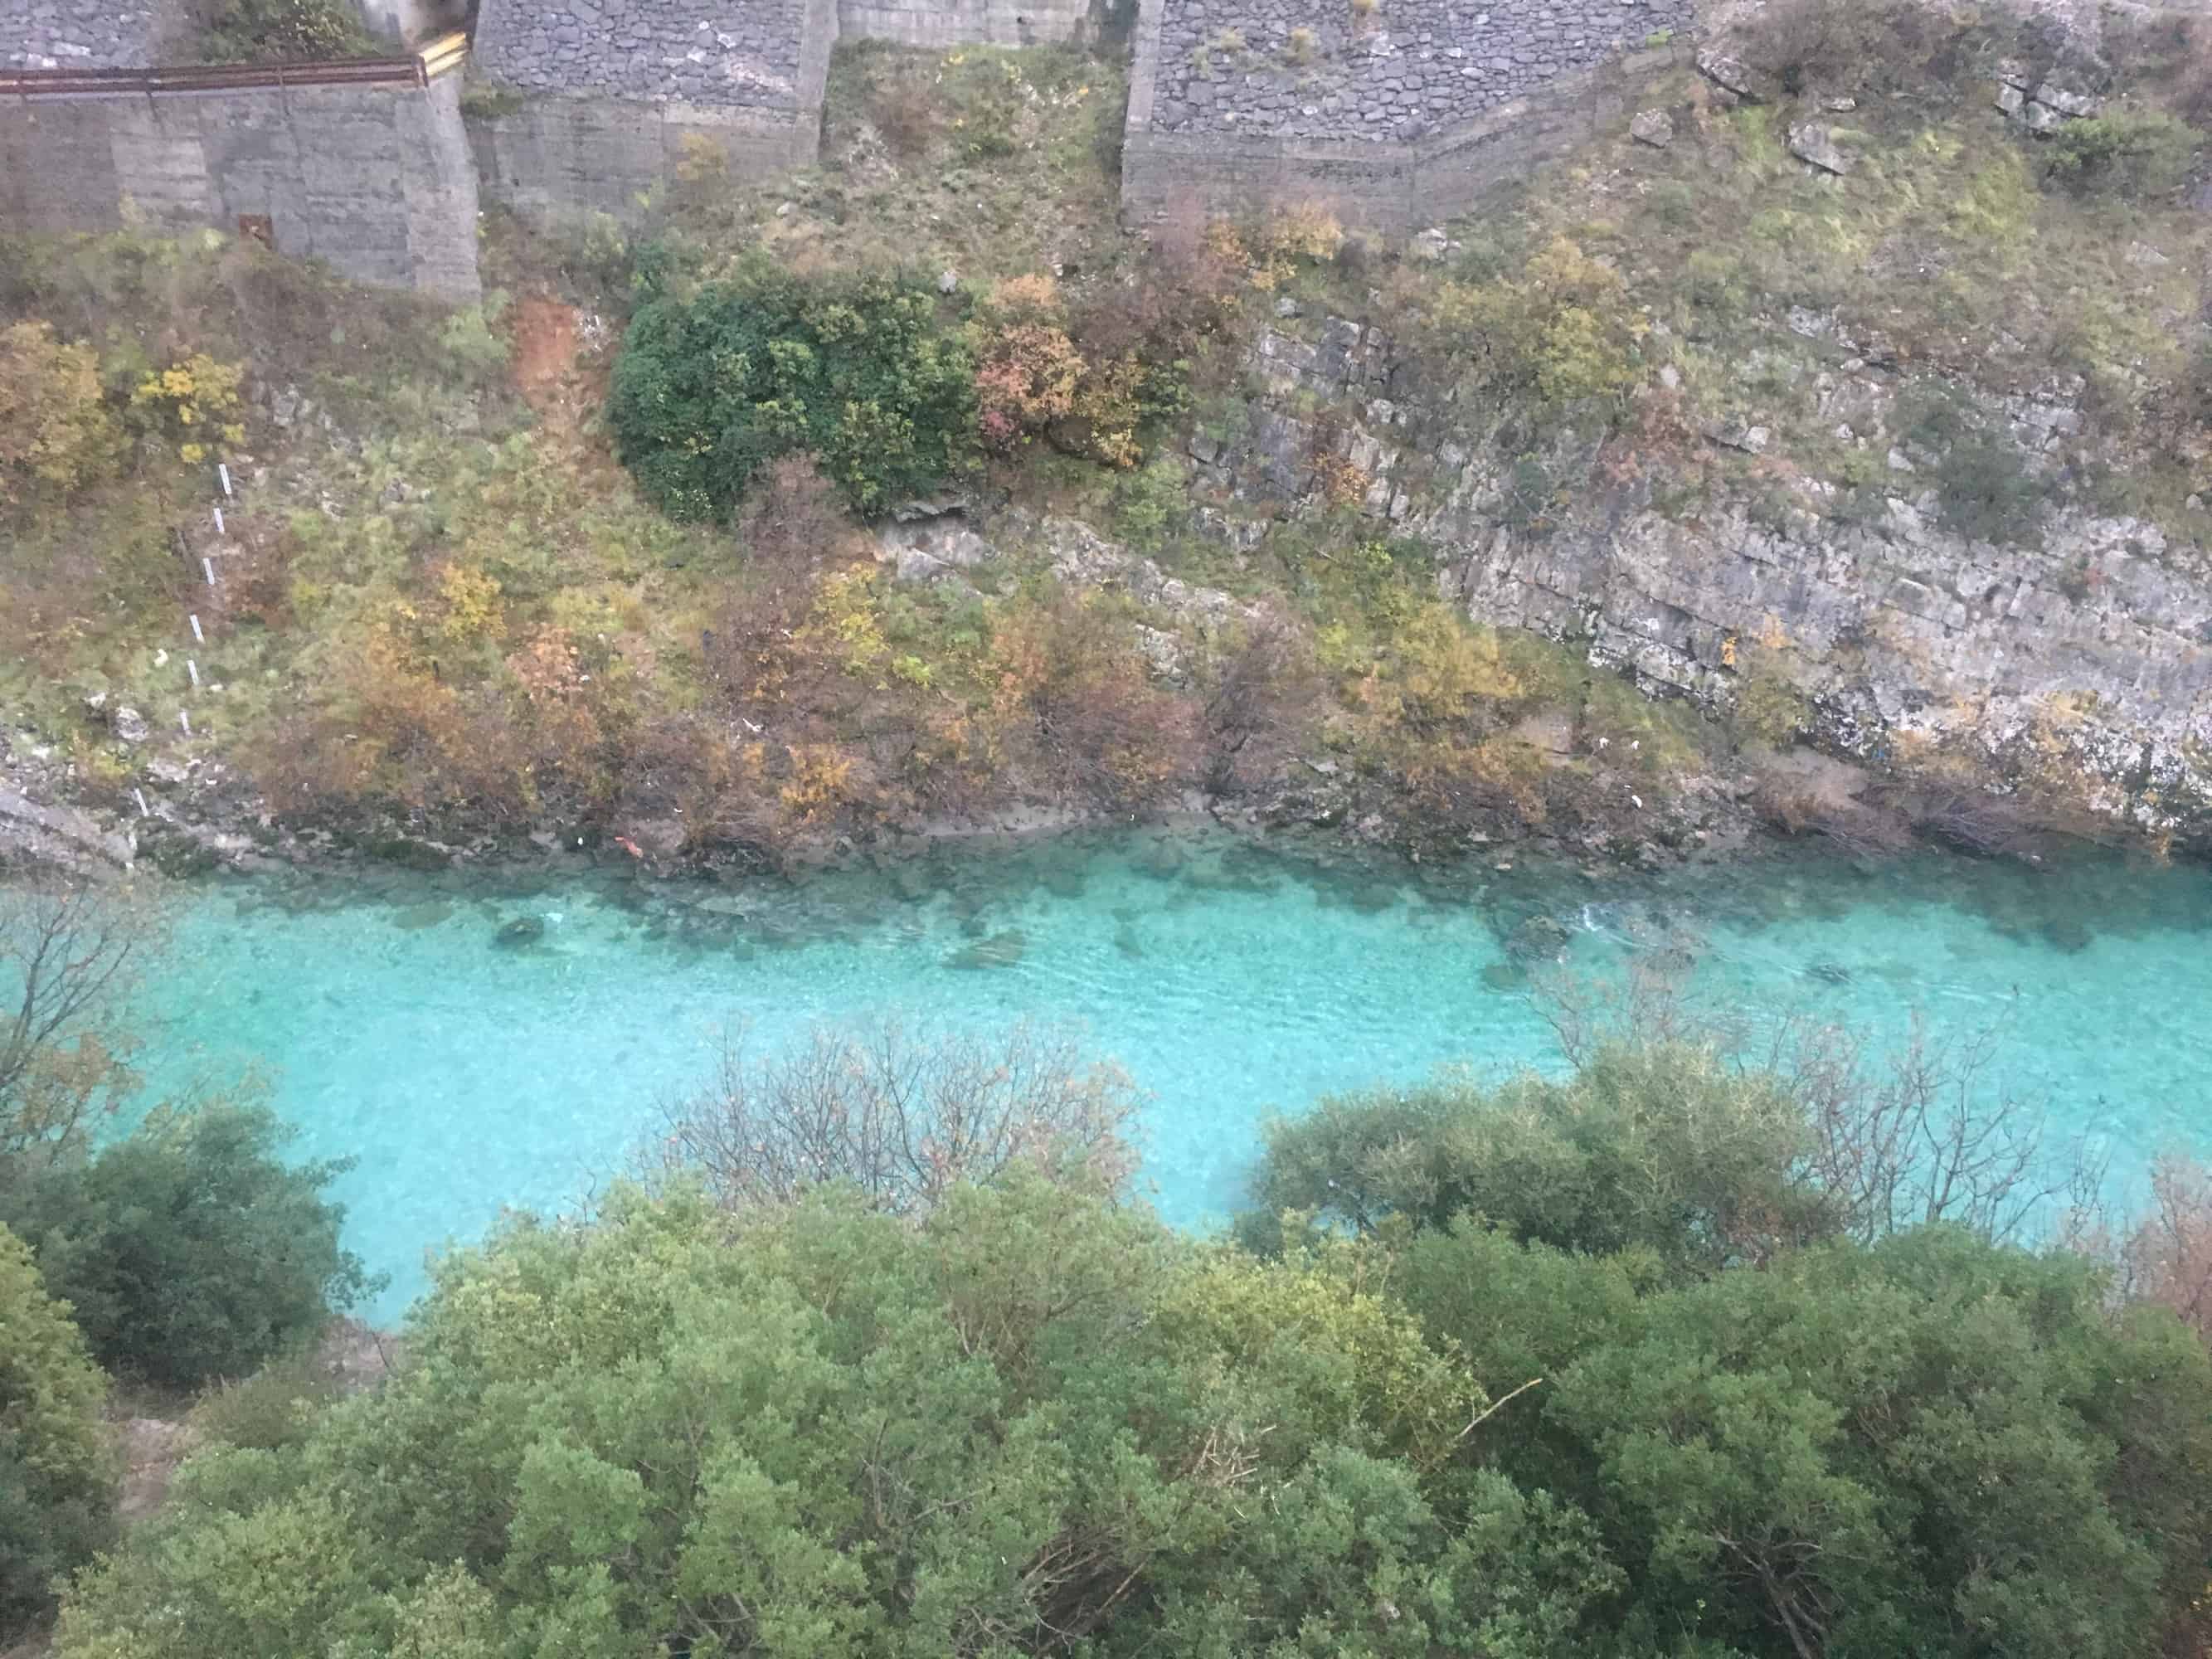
<box><xmin>1505</xmin><ymin>913</ymin><xmax>1573</xmax><ymax>964</ymax></box>
<box><xmin>945</xmin><ymin>929</ymin><xmax>1028</xmax><ymax>970</ymax></box>
<box><xmin>493</xmin><ymin>916</ymin><xmax>547</xmax><ymax>950</ymax></box>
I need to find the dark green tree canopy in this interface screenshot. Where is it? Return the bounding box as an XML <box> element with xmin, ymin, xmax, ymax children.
<box><xmin>0</xmin><ymin>1100</ymin><xmax>373</xmax><ymax>1389</ymax></box>
<box><xmin>55</xmin><ymin>1180</ymin><xmax>1616</xmax><ymax>1659</ymax></box>
<box><xmin>1395</xmin><ymin>1221</ymin><xmax>2212</xmax><ymax>1659</ymax></box>
<box><xmin>0</xmin><ymin>1220</ymin><xmax>114</xmax><ymax>1640</ymax></box>
<box><xmin>610</xmin><ymin>262</ymin><xmax>977</xmax><ymax>519</ymax></box>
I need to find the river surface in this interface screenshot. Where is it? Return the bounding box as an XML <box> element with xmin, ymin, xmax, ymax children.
<box><xmin>118</xmin><ymin>832</ymin><xmax>2212</xmax><ymax>1320</ymax></box>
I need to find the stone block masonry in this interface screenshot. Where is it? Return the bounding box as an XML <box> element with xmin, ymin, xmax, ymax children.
<box><xmin>466</xmin><ymin>0</ymin><xmax>838</xmax><ymax>222</ymax></box>
<box><xmin>836</xmin><ymin>0</ymin><xmax>1097</xmax><ymax>49</ymax></box>
<box><xmin>1149</xmin><ymin>0</ymin><xmax>1693</xmax><ymax>141</ymax></box>
<box><xmin>473</xmin><ymin>0</ymin><xmax>814</xmax><ymax>109</ymax></box>
<box><xmin>2</xmin><ymin>0</ymin><xmax>187</xmax><ymax>70</ymax></box>
<box><xmin>0</xmin><ymin>54</ymin><xmax>481</xmax><ymax>299</ymax></box>
<box><xmin>1121</xmin><ymin>0</ymin><xmax>1694</xmax><ymax>230</ymax></box>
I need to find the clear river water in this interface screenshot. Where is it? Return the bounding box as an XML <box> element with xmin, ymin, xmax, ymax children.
<box><xmin>119</xmin><ymin>832</ymin><xmax>2212</xmax><ymax>1320</ymax></box>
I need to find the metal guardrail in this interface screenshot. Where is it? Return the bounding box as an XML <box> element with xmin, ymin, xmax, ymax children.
<box><xmin>0</xmin><ymin>31</ymin><xmax>468</xmax><ymax>99</ymax></box>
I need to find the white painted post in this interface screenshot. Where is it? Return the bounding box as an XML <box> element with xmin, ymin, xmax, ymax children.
<box><xmin>133</xmin><ymin>788</ymin><xmax>150</xmax><ymax>819</ymax></box>
<box><xmin>187</xmin><ymin>659</ymin><xmax>201</xmax><ymax>690</ymax></box>
<box><xmin>178</xmin><ymin>709</ymin><xmax>192</xmax><ymax>737</ymax></box>
<box><xmin>202</xmin><ymin>557</ymin><xmax>216</xmax><ymax>586</ymax></box>
<box><xmin>189</xmin><ymin>614</ymin><xmax>205</xmax><ymax>644</ymax></box>
<box><xmin>218</xmin><ymin>463</ymin><xmax>233</xmax><ymax>498</ymax></box>
<box><xmin>213</xmin><ymin>506</ymin><xmax>225</xmax><ymax>538</ymax></box>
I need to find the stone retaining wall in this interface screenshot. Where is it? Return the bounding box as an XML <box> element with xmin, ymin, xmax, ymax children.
<box><xmin>1122</xmin><ymin>0</ymin><xmax>1690</xmax><ymax>230</ymax></box>
<box><xmin>837</xmin><ymin>0</ymin><xmax>1095</xmax><ymax>49</ymax></box>
<box><xmin>0</xmin><ymin>0</ymin><xmax>187</xmax><ymax>69</ymax></box>
<box><xmin>0</xmin><ymin>56</ymin><xmax>480</xmax><ymax>297</ymax></box>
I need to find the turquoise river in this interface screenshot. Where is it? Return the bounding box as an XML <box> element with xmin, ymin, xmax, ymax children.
<box><xmin>117</xmin><ymin>833</ymin><xmax>2212</xmax><ymax>1319</ymax></box>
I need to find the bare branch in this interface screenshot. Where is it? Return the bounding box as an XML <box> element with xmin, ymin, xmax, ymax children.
<box><xmin>0</xmin><ymin>878</ymin><xmax>164</xmax><ymax>1170</ymax></box>
<box><xmin>649</xmin><ymin>1014</ymin><xmax>1143</xmax><ymax>1219</ymax></box>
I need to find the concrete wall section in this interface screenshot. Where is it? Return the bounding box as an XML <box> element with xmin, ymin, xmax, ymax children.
<box><xmin>468</xmin><ymin>92</ymin><xmax>815</xmax><ymax>221</ymax></box>
<box><xmin>0</xmin><ymin>75</ymin><xmax>480</xmax><ymax>297</ymax></box>
<box><xmin>468</xmin><ymin>0</ymin><xmax>831</xmax><ymax>223</ymax></box>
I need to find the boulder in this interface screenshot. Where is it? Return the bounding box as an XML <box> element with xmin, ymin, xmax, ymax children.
<box><xmin>111</xmin><ymin>706</ymin><xmax>149</xmax><ymax>744</ymax></box>
<box><xmin>1630</xmin><ymin>107</ymin><xmax>1675</xmax><ymax>147</ymax></box>
<box><xmin>1695</xmin><ymin>50</ymin><xmax>1769</xmax><ymax>101</ymax></box>
<box><xmin>2031</xmin><ymin>70</ymin><xmax>2101</xmax><ymax>119</ymax></box>
<box><xmin>1787</xmin><ymin>121</ymin><xmax>1853</xmax><ymax>174</ymax></box>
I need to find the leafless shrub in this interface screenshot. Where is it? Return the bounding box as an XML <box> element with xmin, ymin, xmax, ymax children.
<box><xmin>1748</xmin><ymin>780</ymin><xmax>1913</xmax><ymax>858</ymax></box>
<box><xmin>1535</xmin><ymin>966</ymin><xmax>2099</xmax><ymax>1246</ymax></box>
<box><xmin>734</xmin><ymin>453</ymin><xmax>860</xmax><ymax>586</ymax></box>
<box><xmin>2069</xmin><ymin>1153</ymin><xmax>2212</xmax><ymax>1342</ymax></box>
<box><xmin>0</xmin><ymin>880</ymin><xmax>162</xmax><ymax>1170</ymax></box>
<box><xmin>650</xmin><ymin>1015</ymin><xmax>1143</xmax><ymax>1218</ymax></box>
<box><xmin>1910</xmin><ymin>791</ymin><xmax>2048</xmax><ymax>860</ymax></box>
<box><xmin>1757</xmin><ymin>1010</ymin><xmax>2103</xmax><ymax>1246</ymax></box>
<box><xmin>1201</xmin><ymin>611</ymin><xmax>1321</xmax><ymax>795</ymax></box>
<box><xmin>867</xmin><ymin>74</ymin><xmax>942</xmax><ymax>158</ymax></box>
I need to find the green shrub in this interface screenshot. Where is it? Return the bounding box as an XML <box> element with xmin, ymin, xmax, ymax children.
<box><xmin>1242</xmin><ymin>1041</ymin><xmax>1835</xmax><ymax>1274</ymax></box>
<box><xmin>188</xmin><ymin>1350</ymin><xmax>345</xmax><ymax>1453</ymax></box>
<box><xmin>0</xmin><ymin>1222</ymin><xmax>114</xmax><ymax>1639</ymax></box>
<box><xmin>191</xmin><ymin>0</ymin><xmax>378</xmax><ymax>64</ymax></box>
<box><xmin>0</xmin><ymin>1102</ymin><xmax>374</xmax><ymax>1390</ymax></box>
<box><xmin>1929</xmin><ymin>430</ymin><xmax>2043</xmax><ymax>543</ymax></box>
<box><xmin>610</xmin><ymin>260</ymin><xmax>977</xmax><ymax>518</ymax></box>
<box><xmin>435</xmin><ymin>290</ymin><xmax>513</xmax><ymax>376</ymax></box>
<box><xmin>1108</xmin><ymin>453</ymin><xmax>1189</xmax><ymax>552</ymax></box>
<box><xmin>2039</xmin><ymin>109</ymin><xmax>2199</xmax><ymax>201</ymax></box>
<box><xmin>1733</xmin><ymin>662</ymin><xmax>1811</xmax><ymax>746</ymax></box>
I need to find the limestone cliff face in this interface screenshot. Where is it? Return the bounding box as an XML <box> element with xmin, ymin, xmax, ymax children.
<box><xmin>1191</xmin><ymin>314</ymin><xmax>2212</xmax><ymax>840</ymax></box>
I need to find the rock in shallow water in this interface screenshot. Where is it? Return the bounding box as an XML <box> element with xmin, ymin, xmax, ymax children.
<box><xmin>944</xmin><ymin>929</ymin><xmax>1028</xmax><ymax>970</ymax></box>
<box><xmin>493</xmin><ymin>916</ymin><xmax>547</xmax><ymax>950</ymax></box>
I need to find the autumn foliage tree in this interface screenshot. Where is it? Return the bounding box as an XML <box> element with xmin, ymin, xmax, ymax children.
<box><xmin>0</xmin><ymin>321</ymin><xmax>121</xmax><ymax>504</ymax></box>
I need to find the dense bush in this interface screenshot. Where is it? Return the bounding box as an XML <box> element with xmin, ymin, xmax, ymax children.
<box><xmin>43</xmin><ymin>1029</ymin><xmax>2212</xmax><ymax>1659</ymax></box>
<box><xmin>54</xmin><ymin>1180</ymin><xmax>1617</xmax><ymax>1659</ymax></box>
<box><xmin>1412</xmin><ymin>237</ymin><xmax>1647</xmax><ymax>420</ymax></box>
<box><xmin>1398</xmin><ymin>1223</ymin><xmax>2212</xmax><ymax>1659</ymax></box>
<box><xmin>610</xmin><ymin>261</ymin><xmax>977</xmax><ymax>518</ymax></box>
<box><xmin>0</xmin><ymin>1102</ymin><xmax>373</xmax><ymax>1389</ymax></box>
<box><xmin>0</xmin><ymin>1222</ymin><xmax>113</xmax><ymax>1639</ymax></box>
<box><xmin>191</xmin><ymin>0</ymin><xmax>377</xmax><ymax>64</ymax></box>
